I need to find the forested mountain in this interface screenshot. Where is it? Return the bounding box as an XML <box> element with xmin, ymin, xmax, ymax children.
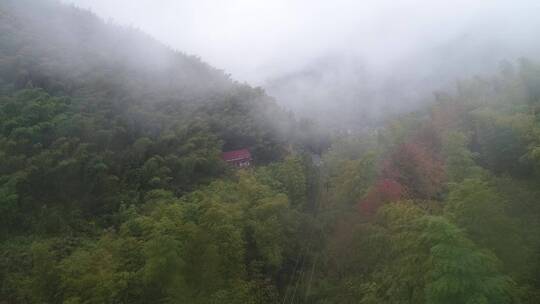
<box><xmin>1</xmin><ymin>1</ymin><xmax>540</xmax><ymax>303</ymax></box>
<box><xmin>265</xmin><ymin>17</ymin><xmax>540</xmax><ymax>132</ymax></box>
<box><xmin>0</xmin><ymin>1</ymin><xmax>320</xmax><ymax>302</ymax></box>
<box><xmin>0</xmin><ymin>0</ymin><xmax>314</xmax><ymax>230</ymax></box>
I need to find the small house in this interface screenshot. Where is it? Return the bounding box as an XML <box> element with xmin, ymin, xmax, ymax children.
<box><xmin>222</xmin><ymin>148</ymin><xmax>252</xmax><ymax>168</ymax></box>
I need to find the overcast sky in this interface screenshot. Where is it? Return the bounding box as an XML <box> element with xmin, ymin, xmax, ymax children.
<box><xmin>62</xmin><ymin>0</ymin><xmax>540</xmax><ymax>84</ymax></box>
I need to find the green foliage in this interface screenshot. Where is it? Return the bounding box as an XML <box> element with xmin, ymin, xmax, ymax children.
<box><xmin>1</xmin><ymin>171</ymin><xmax>300</xmax><ymax>303</ymax></box>
<box><xmin>422</xmin><ymin>216</ymin><xmax>516</xmax><ymax>304</ymax></box>
<box><xmin>329</xmin><ymin>153</ymin><xmax>378</xmax><ymax>207</ymax></box>
<box><xmin>445</xmin><ymin>178</ymin><xmax>527</xmax><ymax>272</ymax></box>
<box><xmin>441</xmin><ymin>131</ymin><xmax>485</xmax><ymax>183</ymax></box>
<box><xmin>470</xmin><ymin>109</ymin><xmax>533</xmax><ymax>176</ymax></box>
<box><xmin>314</xmin><ymin>202</ymin><xmax>518</xmax><ymax>304</ymax></box>
<box><xmin>257</xmin><ymin>156</ymin><xmax>308</xmax><ymax>207</ymax></box>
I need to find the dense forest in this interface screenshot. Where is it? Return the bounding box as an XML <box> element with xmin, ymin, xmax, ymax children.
<box><xmin>1</xmin><ymin>0</ymin><xmax>540</xmax><ymax>303</ymax></box>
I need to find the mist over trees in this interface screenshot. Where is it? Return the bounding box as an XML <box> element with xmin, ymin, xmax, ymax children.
<box><xmin>1</xmin><ymin>0</ymin><xmax>540</xmax><ymax>303</ymax></box>
<box><xmin>265</xmin><ymin>33</ymin><xmax>540</xmax><ymax>130</ymax></box>
<box><xmin>62</xmin><ymin>0</ymin><xmax>540</xmax><ymax>131</ymax></box>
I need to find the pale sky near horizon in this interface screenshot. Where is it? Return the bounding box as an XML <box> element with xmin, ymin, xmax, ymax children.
<box><xmin>62</xmin><ymin>0</ymin><xmax>540</xmax><ymax>84</ymax></box>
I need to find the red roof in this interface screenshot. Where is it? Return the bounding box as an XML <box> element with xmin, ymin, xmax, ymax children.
<box><xmin>222</xmin><ymin>149</ymin><xmax>252</xmax><ymax>162</ymax></box>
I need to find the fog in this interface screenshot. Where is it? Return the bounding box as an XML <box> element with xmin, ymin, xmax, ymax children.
<box><xmin>63</xmin><ymin>0</ymin><xmax>540</xmax><ymax>127</ymax></box>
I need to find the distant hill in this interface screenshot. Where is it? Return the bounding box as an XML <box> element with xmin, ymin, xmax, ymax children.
<box><xmin>265</xmin><ymin>26</ymin><xmax>540</xmax><ymax>131</ymax></box>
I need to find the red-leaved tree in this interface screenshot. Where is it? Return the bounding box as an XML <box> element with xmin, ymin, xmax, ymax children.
<box><xmin>358</xmin><ymin>178</ymin><xmax>407</xmax><ymax>215</ymax></box>
<box><xmin>358</xmin><ymin>141</ymin><xmax>445</xmax><ymax>216</ymax></box>
<box><xmin>381</xmin><ymin>142</ymin><xmax>445</xmax><ymax>199</ymax></box>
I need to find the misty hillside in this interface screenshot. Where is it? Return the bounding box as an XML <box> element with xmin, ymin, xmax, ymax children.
<box><xmin>0</xmin><ymin>0</ymin><xmax>326</xmax><ymax>222</ymax></box>
<box><xmin>0</xmin><ymin>0</ymin><xmax>313</xmax><ymax>157</ymax></box>
<box><xmin>2</xmin><ymin>1</ymin><xmax>540</xmax><ymax>304</ymax></box>
<box><xmin>0</xmin><ymin>0</ymin><xmax>231</xmax><ymax>94</ymax></box>
<box><xmin>266</xmin><ymin>25</ymin><xmax>540</xmax><ymax>130</ymax></box>
<box><xmin>0</xmin><ymin>1</ymin><xmax>312</xmax><ymax>301</ymax></box>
